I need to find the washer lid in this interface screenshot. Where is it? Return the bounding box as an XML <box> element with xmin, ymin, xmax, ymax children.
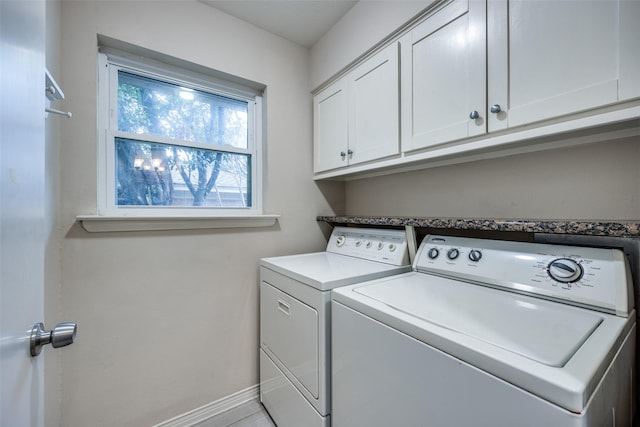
<box><xmin>261</xmin><ymin>252</ymin><xmax>411</xmax><ymax>291</ymax></box>
<box><xmin>354</xmin><ymin>274</ymin><xmax>603</xmax><ymax>367</ymax></box>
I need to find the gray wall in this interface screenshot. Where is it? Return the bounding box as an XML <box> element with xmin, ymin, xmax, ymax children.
<box><xmin>57</xmin><ymin>1</ymin><xmax>342</xmax><ymax>425</ymax></box>
<box><xmin>345</xmin><ymin>138</ymin><xmax>640</xmax><ymax>219</ymax></box>
<box><xmin>310</xmin><ymin>0</ymin><xmax>430</xmax><ymax>89</ymax></box>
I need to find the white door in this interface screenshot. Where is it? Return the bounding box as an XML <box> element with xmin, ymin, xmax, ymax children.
<box><xmin>487</xmin><ymin>0</ymin><xmax>625</xmax><ymax>132</ymax></box>
<box><xmin>401</xmin><ymin>0</ymin><xmax>486</xmax><ymax>152</ymax></box>
<box><xmin>1</xmin><ymin>0</ymin><xmax>46</xmax><ymax>426</ymax></box>
<box><xmin>313</xmin><ymin>79</ymin><xmax>348</xmax><ymax>173</ymax></box>
<box><xmin>348</xmin><ymin>42</ymin><xmax>400</xmax><ymax>165</ymax></box>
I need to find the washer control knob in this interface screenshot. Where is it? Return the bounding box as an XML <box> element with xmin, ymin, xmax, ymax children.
<box><xmin>548</xmin><ymin>258</ymin><xmax>583</xmax><ymax>283</ymax></box>
<box><xmin>355</xmin><ymin>240</ymin><xmax>362</xmax><ymax>247</ymax></box>
<box><xmin>388</xmin><ymin>243</ymin><xmax>396</xmax><ymax>252</ymax></box>
<box><xmin>427</xmin><ymin>248</ymin><xmax>439</xmax><ymax>259</ymax></box>
<box><xmin>377</xmin><ymin>242</ymin><xmax>384</xmax><ymax>251</ymax></box>
<box><xmin>365</xmin><ymin>241</ymin><xmax>372</xmax><ymax>249</ymax></box>
<box><xmin>468</xmin><ymin>249</ymin><xmax>482</xmax><ymax>262</ymax></box>
<box><xmin>447</xmin><ymin>248</ymin><xmax>460</xmax><ymax>260</ymax></box>
<box><xmin>335</xmin><ymin>235</ymin><xmax>346</xmax><ymax>247</ymax></box>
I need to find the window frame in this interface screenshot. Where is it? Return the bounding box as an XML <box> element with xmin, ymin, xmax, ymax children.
<box><xmin>97</xmin><ymin>51</ymin><xmax>264</xmax><ymax>218</ymax></box>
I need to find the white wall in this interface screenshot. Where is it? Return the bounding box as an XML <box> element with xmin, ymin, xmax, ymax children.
<box><xmin>58</xmin><ymin>2</ymin><xmax>342</xmax><ymax>426</ymax></box>
<box><xmin>345</xmin><ymin>137</ymin><xmax>640</xmax><ymax>219</ymax></box>
<box><xmin>310</xmin><ymin>0</ymin><xmax>432</xmax><ymax>89</ymax></box>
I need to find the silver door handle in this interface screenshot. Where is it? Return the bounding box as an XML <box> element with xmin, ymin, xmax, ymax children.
<box><xmin>30</xmin><ymin>322</ymin><xmax>77</xmax><ymax>357</ymax></box>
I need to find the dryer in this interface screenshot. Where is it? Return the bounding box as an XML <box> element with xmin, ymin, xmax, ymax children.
<box><xmin>260</xmin><ymin>226</ymin><xmax>411</xmax><ymax>427</ymax></box>
<box><xmin>332</xmin><ymin>235</ymin><xmax>636</xmax><ymax>427</ymax></box>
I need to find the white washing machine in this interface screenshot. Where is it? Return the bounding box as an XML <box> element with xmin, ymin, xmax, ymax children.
<box><xmin>260</xmin><ymin>226</ymin><xmax>411</xmax><ymax>427</ymax></box>
<box><xmin>332</xmin><ymin>235</ymin><xmax>636</xmax><ymax>427</ymax></box>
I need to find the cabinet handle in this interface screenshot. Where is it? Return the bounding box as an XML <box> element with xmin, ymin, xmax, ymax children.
<box><xmin>347</xmin><ymin>149</ymin><xmax>353</xmax><ymax>155</ymax></box>
<box><xmin>490</xmin><ymin>104</ymin><xmax>502</xmax><ymax>114</ymax></box>
<box><xmin>469</xmin><ymin>110</ymin><xmax>479</xmax><ymax>120</ymax></box>
<box><xmin>277</xmin><ymin>299</ymin><xmax>290</xmax><ymax>316</ymax></box>
<box><xmin>340</xmin><ymin>151</ymin><xmax>346</xmax><ymax>158</ymax></box>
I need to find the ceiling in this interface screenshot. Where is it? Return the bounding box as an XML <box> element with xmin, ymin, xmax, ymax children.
<box><xmin>200</xmin><ymin>1</ymin><xmax>358</xmax><ymax>48</ymax></box>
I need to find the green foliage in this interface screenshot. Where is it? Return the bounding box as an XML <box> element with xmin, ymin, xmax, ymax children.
<box><xmin>115</xmin><ymin>71</ymin><xmax>249</xmax><ymax>207</ymax></box>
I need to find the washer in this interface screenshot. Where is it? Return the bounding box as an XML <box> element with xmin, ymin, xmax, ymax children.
<box><xmin>332</xmin><ymin>235</ymin><xmax>636</xmax><ymax>427</ymax></box>
<box><xmin>260</xmin><ymin>226</ymin><xmax>411</xmax><ymax>427</ymax></box>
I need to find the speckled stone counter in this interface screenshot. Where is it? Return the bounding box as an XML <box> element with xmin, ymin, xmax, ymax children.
<box><xmin>317</xmin><ymin>216</ymin><xmax>640</xmax><ymax>238</ymax></box>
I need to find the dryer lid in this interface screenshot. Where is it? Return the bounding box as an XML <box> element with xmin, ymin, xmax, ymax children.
<box><xmin>261</xmin><ymin>252</ymin><xmax>411</xmax><ymax>291</ymax></box>
<box><xmin>353</xmin><ymin>274</ymin><xmax>604</xmax><ymax>367</ymax></box>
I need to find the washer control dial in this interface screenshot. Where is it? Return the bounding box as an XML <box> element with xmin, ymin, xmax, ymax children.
<box><xmin>335</xmin><ymin>235</ymin><xmax>346</xmax><ymax>247</ymax></box>
<box><xmin>468</xmin><ymin>249</ymin><xmax>482</xmax><ymax>262</ymax></box>
<box><xmin>447</xmin><ymin>248</ymin><xmax>460</xmax><ymax>260</ymax></box>
<box><xmin>547</xmin><ymin>258</ymin><xmax>583</xmax><ymax>283</ymax></box>
<box><xmin>427</xmin><ymin>248</ymin><xmax>439</xmax><ymax>259</ymax></box>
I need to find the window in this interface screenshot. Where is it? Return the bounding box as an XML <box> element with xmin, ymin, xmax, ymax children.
<box><xmin>97</xmin><ymin>48</ymin><xmax>263</xmax><ymax>218</ymax></box>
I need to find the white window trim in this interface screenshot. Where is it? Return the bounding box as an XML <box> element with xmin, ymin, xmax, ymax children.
<box><xmin>77</xmin><ymin>214</ymin><xmax>279</xmax><ymax>233</ymax></box>
<box><xmin>81</xmin><ymin>49</ymin><xmax>275</xmax><ymax>231</ymax></box>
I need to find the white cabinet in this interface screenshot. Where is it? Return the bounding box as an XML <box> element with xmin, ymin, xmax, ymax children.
<box><xmin>314</xmin><ymin>79</ymin><xmax>348</xmax><ymax>173</ymax></box>
<box><xmin>488</xmin><ymin>0</ymin><xmax>640</xmax><ymax>132</ymax></box>
<box><xmin>401</xmin><ymin>0</ymin><xmax>486</xmax><ymax>152</ymax></box>
<box><xmin>401</xmin><ymin>0</ymin><xmax>640</xmax><ymax>153</ymax></box>
<box><xmin>313</xmin><ymin>0</ymin><xmax>640</xmax><ymax>178</ymax></box>
<box><xmin>314</xmin><ymin>43</ymin><xmax>400</xmax><ymax>173</ymax></box>
<box><xmin>349</xmin><ymin>43</ymin><xmax>400</xmax><ymax>167</ymax></box>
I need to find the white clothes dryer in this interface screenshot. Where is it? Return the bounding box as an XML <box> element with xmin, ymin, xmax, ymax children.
<box><xmin>332</xmin><ymin>235</ymin><xmax>636</xmax><ymax>427</ymax></box>
<box><xmin>260</xmin><ymin>226</ymin><xmax>411</xmax><ymax>427</ymax></box>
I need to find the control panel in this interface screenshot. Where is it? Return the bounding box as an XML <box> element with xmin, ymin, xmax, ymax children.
<box><xmin>414</xmin><ymin>235</ymin><xmax>633</xmax><ymax>317</ymax></box>
<box><xmin>327</xmin><ymin>227</ymin><xmax>409</xmax><ymax>266</ymax></box>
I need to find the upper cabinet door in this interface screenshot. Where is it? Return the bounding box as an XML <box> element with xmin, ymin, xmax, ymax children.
<box><xmin>487</xmin><ymin>0</ymin><xmax>637</xmax><ymax>132</ymax></box>
<box><xmin>619</xmin><ymin>0</ymin><xmax>640</xmax><ymax>101</ymax></box>
<box><xmin>348</xmin><ymin>42</ymin><xmax>400</xmax><ymax>166</ymax></box>
<box><xmin>401</xmin><ymin>0</ymin><xmax>487</xmax><ymax>153</ymax></box>
<box><xmin>314</xmin><ymin>79</ymin><xmax>348</xmax><ymax>173</ymax></box>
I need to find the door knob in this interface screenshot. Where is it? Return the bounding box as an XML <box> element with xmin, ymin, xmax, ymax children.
<box><xmin>490</xmin><ymin>104</ymin><xmax>502</xmax><ymax>114</ymax></box>
<box><xmin>469</xmin><ymin>110</ymin><xmax>480</xmax><ymax>119</ymax></box>
<box><xmin>30</xmin><ymin>322</ymin><xmax>77</xmax><ymax>357</ymax></box>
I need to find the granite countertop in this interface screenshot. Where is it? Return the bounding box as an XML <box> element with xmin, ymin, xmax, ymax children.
<box><xmin>317</xmin><ymin>216</ymin><xmax>640</xmax><ymax>237</ymax></box>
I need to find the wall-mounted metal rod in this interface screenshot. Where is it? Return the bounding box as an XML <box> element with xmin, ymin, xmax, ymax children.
<box><xmin>45</xmin><ymin>108</ymin><xmax>72</xmax><ymax>118</ymax></box>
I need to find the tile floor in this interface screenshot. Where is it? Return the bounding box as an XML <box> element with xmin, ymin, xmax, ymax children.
<box><xmin>192</xmin><ymin>399</ymin><xmax>276</xmax><ymax>427</ymax></box>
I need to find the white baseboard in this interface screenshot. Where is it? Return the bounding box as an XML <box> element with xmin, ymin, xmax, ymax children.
<box><xmin>153</xmin><ymin>384</ymin><xmax>260</xmax><ymax>427</ymax></box>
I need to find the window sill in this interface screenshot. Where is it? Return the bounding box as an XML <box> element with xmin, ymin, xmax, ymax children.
<box><xmin>76</xmin><ymin>214</ymin><xmax>280</xmax><ymax>233</ymax></box>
